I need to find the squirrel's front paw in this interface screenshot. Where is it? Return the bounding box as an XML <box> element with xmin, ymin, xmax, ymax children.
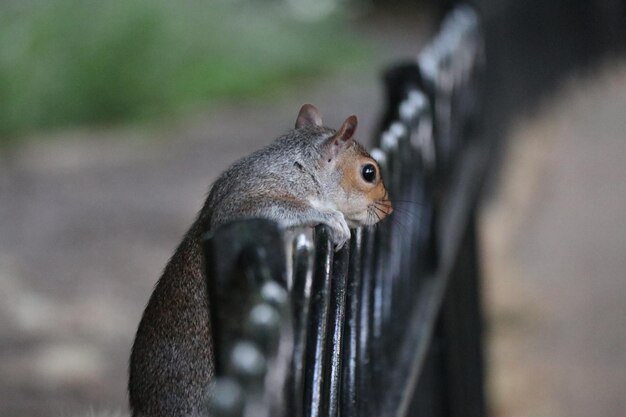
<box><xmin>323</xmin><ymin>210</ymin><xmax>351</xmax><ymax>251</ymax></box>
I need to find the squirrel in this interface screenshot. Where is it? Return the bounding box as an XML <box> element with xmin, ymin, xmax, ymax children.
<box><xmin>128</xmin><ymin>104</ymin><xmax>393</xmax><ymax>417</ymax></box>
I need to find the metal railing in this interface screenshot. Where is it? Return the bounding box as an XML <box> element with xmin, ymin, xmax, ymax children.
<box><xmin>203</xmin><ymin>5</ymin><xmax>487</xmax><ymax>417</ymax></box>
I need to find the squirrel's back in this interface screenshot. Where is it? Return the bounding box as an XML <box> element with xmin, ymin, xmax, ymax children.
<box><xmin>129</xmin><ymin>123</ymin><xmax>334</xmax><ymax>417</ymax></box>
<box><xmin>204</xmin><ymin>125</ymin><xmax>334</xmax><ymax>228</ymax></box>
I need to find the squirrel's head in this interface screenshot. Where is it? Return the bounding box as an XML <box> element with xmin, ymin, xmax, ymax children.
<box><xmin>296</xmin><ymin>104</ymin><xmax>393</xmax><ymax>227</ymax></box>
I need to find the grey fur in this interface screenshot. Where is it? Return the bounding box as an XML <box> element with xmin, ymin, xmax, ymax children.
<box><xmin>129</xmin><ymin>118</ymin><xmax>386</xmax><ymax>417</ymax></box>
<box><xmin>200</xmin><ymin>125</ymin><xmax>352</xmax><ymax>247</ymax></box>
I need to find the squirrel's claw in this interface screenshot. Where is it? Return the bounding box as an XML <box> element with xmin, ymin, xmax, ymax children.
<box><xmin>322</xmin><ymin>210</ymin><xmax>351</xmax><ymax>251</ymax></box>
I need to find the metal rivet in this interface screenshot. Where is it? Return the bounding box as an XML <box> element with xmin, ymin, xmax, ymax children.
<box><xmin>207</xmin><ymin>377</ymin><xmax>244</xmax><ymax>417</ymax></box>
<box><xmin>230</xmin><ymin>341</ymin><xmax>267</xmax><ymax>381</ymax></box>
<box><xmin>261</xmin><ymin>281</ymin><xmax>288</xmax><ymax>307</ymax></box>
<box><xmin>249</xmin><ymin>303</ymin><xmax>281</xmax><ymax>329</ymax></box>
<box><xmin>247</xmin><ymin>303</ymin><xmax>281</xmax><ymax>353</ymax></box>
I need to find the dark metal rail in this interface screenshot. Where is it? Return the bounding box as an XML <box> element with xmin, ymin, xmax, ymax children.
<box><xmin>203</xmin><ymin>5</ymin><xmax>487</xmax><ymax>417</ymax></box>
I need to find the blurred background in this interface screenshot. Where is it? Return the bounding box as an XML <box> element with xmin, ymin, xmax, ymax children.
<box><xmin>0</xmin><ymin>0</ymin><xmax>624</xmax><ymax>416</ymax></box>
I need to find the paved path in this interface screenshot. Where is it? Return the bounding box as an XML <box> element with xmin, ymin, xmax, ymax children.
<box><xmin>482</xmin><ymin>59</ymin><xmax>626</xmax><ymax>417</ymax></box>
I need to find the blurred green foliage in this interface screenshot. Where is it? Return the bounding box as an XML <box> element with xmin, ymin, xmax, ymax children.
<box><xmin>0</xmin><ymin>0</ymin><xmax>362</xmax><ymax>139</ymax></box>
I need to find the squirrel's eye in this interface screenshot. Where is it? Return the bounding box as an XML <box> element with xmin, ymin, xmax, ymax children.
<box><xmin>361</xmin><ymin>164</ymin><xmax>377</xmax><ymax>183</ymax></box>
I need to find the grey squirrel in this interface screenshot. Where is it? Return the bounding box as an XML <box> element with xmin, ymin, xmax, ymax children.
<box><xmin>128</xmin><ymin>104</ymin><xmax>393</xmax><ymax>417</ymax></box>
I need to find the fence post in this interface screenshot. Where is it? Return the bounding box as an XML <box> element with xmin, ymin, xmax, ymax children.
<box><xmin>203</xmin><ymin>5</ymin><xmax>489</xmax><ymax>417</ymax></box>
<box><xmin>437</xmin><ymin>213</ymin><xmax>486</xmax><ymax>417</ymax></box>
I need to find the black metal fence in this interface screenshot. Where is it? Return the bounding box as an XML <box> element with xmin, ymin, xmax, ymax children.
<box><xmin>203</xmin><ymin>6</ymin><xmax>488</xmax><ymax>417</ymax></box>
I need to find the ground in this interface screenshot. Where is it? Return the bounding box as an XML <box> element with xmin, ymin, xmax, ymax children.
<box><xmin>482</xmin><ymin>59</ymin><xmax>626</xmax><ymax>417</ymax></box>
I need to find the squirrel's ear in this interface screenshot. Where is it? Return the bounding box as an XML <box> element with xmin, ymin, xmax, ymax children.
<box><xmin>295</xmin><ymin>104</ymin><xmax>323</xmax><ymax>128</ymax></box>
<box><xmin>324</xmin><ymin>115</ymin><xmax>358</xmax><ymax>158</ymax></box>
<box><xmin>336</xmin><ymin>115</ymin><xmax>357</xmax><ymax>142</ymax></box>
